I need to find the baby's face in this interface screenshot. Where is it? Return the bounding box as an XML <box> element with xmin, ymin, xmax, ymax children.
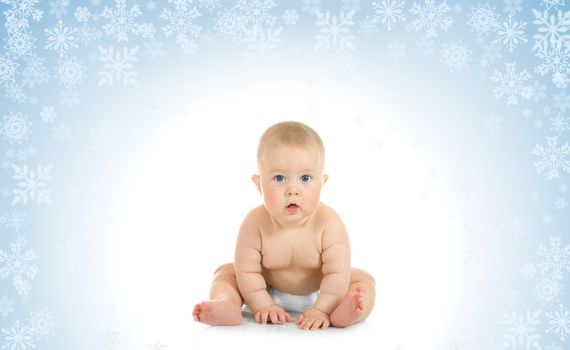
<box><xmin>254</xmin><ymin>144</ymin><xmax>327</xmax><ymax>226</ymax></box>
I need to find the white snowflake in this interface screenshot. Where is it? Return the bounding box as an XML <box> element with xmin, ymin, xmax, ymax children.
<box><xmin>546</xmin><ymin>304</ymin><xmax>570</xmax><ymax>341</ymax></box>
<box><xmin>553</xmin><ymin>91</ymin><xmax>570</xmax><ymax>112</ymax></box>
<box><xmin>3</xmin><ymin>209</ymin><xmax>26</xmax><ymax>232</ymax></box>
<box><xmin>531</xmin><ymin>9</ymin><xmax>570</xmax><ymax>53</ymax></box>
<box><xmin>22</xmin><ymin>55</ymin><xmax>49</xmax><ymax>88</ymax></box>
<box><xmin>101</xmin><ymin>329</ymin><xmax>120</xmax><ymax>349</ymax></box>
<box><xmin>372</xmin><ymin>0</ymin><xmax>406</xmax><ymax>31</ymax></box>
<box><xmin>529</xmin><ymin>81</ymin><xmax>547</xmax><ymax>103</ymax></box>
<box><xmin>282</xmin><ymin>9</ymin><xmax>299</xmax><ymax>25</ymax></box>
<box><xmin>52</xmin><ymin>122</ymin><xmax>71</xmax><ymax>144</ymax></box>
<box><xmin>0</xmin><ymin>55</ymin><xmax>18</xmax><ymax>83</ymax></box>
<box><xmin>440</xmin><ymin>40</ymin><xmax>471</xmax><ymax>72</ymax></box>
<box><xmin>4</xmin><ymin>30</ymin><xmax>36</xmax><ymax>58</ymax></box>
<box><xmin>3</xmin><ymin>82</ymin><xmax>27</xmax><ymax>104</ymax></box>
<box><xmin>387</xmin><ymin>38</ymin><xmax>407</xmax><ymax>59</ymax></box>
<box><xmin>16</xmin><ymin>147</ymin><xmax>36</xmax><ymax>163</ymax></box>
<box><xmin>97</xmin><ymin>46</ymin><xmax>139</xmax><ymax>87</ymax></box>
<box><xmin>495</xmin><ymin>15</ymin><xmax>527</xmax><ymax>52</ymax></box>
<box><xmin>407</xmin><ymin>0</ymin><xmax>453</xmax><ymax>38</ymax></box>
<box><xmin>341</xmin><ymin>0</ymin><xmax>360</xmax><ymax>12</ymax></box>
<box><xmin>553</xmin><ymin>72</ymin><xmax>570</xmax><ymax>89</ymax></box>
<box><xmin>467</xmin><ymin>3</ymin><xmax>500</xmax><ymax>37</ymax></box>
<box><xmin>3</xmin><ymin>0</ymin><xmax>43</xmax><ymax>31</ymax></box>
<box><xmin>59</xmin><ymin>87</ymin><xmax>79</xmax><ymax>108</ymax></box>
<box><xmin>56</xmin><ymin>238</ymin><xmax>79</xmax><ymax>270</ymax></box>
<box><xmin>77</xmin><ymin>25</ymin><xmax>103</xmax><ymax>46</ymax></box>
<box><xmin>532</xmin><ymin>276</ymin><xmax>563</xmax><ymax>305</ymax></box>
<box><xmin>90</xmin><ymin>121</ymin><xmax>113</xmax><ymax>150</ymax></box>
<box><xmin>0</xmin><ymin>295</ymin><xmax>15</xmax><ymax>318</ymax></box>
<box><xmin>214</xmin><ymin>9</ymin><xmax>245</xmax><ymax>42</ymax></box>
<box><xmin>143</xmin><ymin>39</ymin><xmax>167</xmax><ymax>60</ymax></box>
<box><xmin>542</xmin><ymin>0</ymin><xmax>566</xmax><ymax>10</ymax></box>
<box><xmin>102</xmin><ymin>0</ymin><xmax>151</xmax><ymax>42</ymax></box>
<box><xmin>54</xmin><ymin>56</ymin><xmax>86</xmax><ymax>88</ymax></box>
<box><xmin>414</xmin><ymin>37</ymin><xmax>434</xmax><ymax>57</ymax></box>
<box><xmin>11</xmin><ymin>164</ymin><xmax>53</xmax><ymax>206</ymax></box>
<box><xmin>503</xmin><ymin>0</ymin><xmax>523</xmax><ymax>16</ymax></box>
<box><xmin>1</xmin><ymin>320</ymin><xmax>35</xmax><ymax>350</ymax></box>
<box><xmin>74</xmin><ymin>6</ymin><xmax>91</xmax><ymax>22</ymax></box>
<box><xmin>236</xmin><ymin>0</ymin><xmax>277</xmax><ymax>30</ymax></box>
<box><xmin>198</xmin><ymin>0</ymin><xmax>220</xmax><ymax>13</ymax></box>
<box><xmin>536</xmin><ymin>237</ymin><xmax>570</xmax><ymax>280</ymax></box>
<box><xmin>0</xmin><ymin>237</ymin><xmax>38</xmax><ymax>296</ymax></box>
<box><xmin>535</xmin><ymin>45</ymin><xmax>570</xmax><ymax>89</ymax></box>
<box><xmin>27</xmin><ymin>308</ymin><xmax>57</xmax><ymax>339</ymax></box>
<box><xmin>48</xmin><ymin>0</ymin><xmax>69</xmax><ymax>19</ymax></box>
<box><xmin>0</xmin><ymin>112</ymin><xmax>31</xmax><ymax>145</ymax></box>
<box><xmin>148</xmin><ymin>340</ymin><xmax>168</xmax><ymax>350</ymax></box>
<box><xmin>314</xmin><ymin>10</ymin><xmax>355</xmax><ymax>53</ymax></box>
<box><xmin>490</xmin><ymin>62</ymin><xmax>532</xmax><ymax>106</ymax></box>
<box><xmin>302</xmin><ymin>0</ymin><xmax>321</xmax><ymax>16</ymax></box>
<box><xmin>160</xmin><ymin>1</ymin><xmax>201</xmax><ymax>50</ymax></box>
<box><xmin>483</xmin><ymin>112</ymin><xmax>503</xmax><ymax>133</ymax></box>
<box><xmin>445</xmin><ymin>338</ymin><xmax>465</xmax><ymax>350</ymax></box>
<box><xmin>479</xmin><ymin>40</ymin><xmax>502</xmax><ymax>68</ymax></box>
<box><xmin>551</xmin><ymin>113</ymin><xmax>570</xmax><ymax>135</ymax></box>
<box><xmin>501</xmin><ymin>310</ymin><xmax>542</xmax><ymax>350</ymax></box>
<box><xmin>243</xmin><ymin>26</ymin><xmax>283</xmax><ymax>63</ymax></box>
<box><xmin>532</xmin><ymin>136</ymin><xmax>570</xmax><ymax>181</ymax></box>
<box><xmin>554</xmin><ymin>197</ymin><xmax>567</xmax><ymax>210</ymax></box>
<box><xmin>358</xmin><ymin>16</ymin><xmax>379</xmax><ymax>37</ymax></box>
<box><xmin>179</xmin><ymin>37</ymin><xmax>197</xmax><ymax>54</ymax></box>
<box><xmin>44</xmin><ymin>19</ymin><xmax>78</xmax><ymax>57</ymax></box>
<box><xmin>40</xmin><ymin>106</ymin><xmax>56</xmax><ymax>123</ymax></box>
<box><xmin>543</xmin><ymin>213</ymin><xmax>553</xmax><ymax>224</ymax></box>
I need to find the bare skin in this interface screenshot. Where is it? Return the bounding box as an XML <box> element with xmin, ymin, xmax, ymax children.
<box><xmin>194</xmin><ymin>141</ymin><xmax>376</xmax><ymax>330</ymax></box>
<box><xmin>193</xmin><ymin>264</ymin><xmax>244</xmax><ymax>326</ymax></box>
<box><xmin>193</xmin><ymin>263</ymin><xmax>375</xmax><ymax>328</ymax></box>
<box><xmin>193</xmin><ymin>206</ymin><xmax>376</xmax><ymax>329</ymax></box>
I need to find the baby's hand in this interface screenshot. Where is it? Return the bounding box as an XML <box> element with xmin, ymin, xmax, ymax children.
<box><xmin>297</xmin><ymin>308</ymin><xmax>330</xmax><ymax>330</ymax></box>
<box><xmin>254</xmin><ymin>304</ymin><xmax>292</xmax><ymax>325</ymax></box>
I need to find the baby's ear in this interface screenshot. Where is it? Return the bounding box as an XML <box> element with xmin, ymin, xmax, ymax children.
<box><xmin>323</xmin><ymin>174</ymin><xmax>329</xmax><ymax>184</ymax></box>
<box><xmin>251</xmin><ymin>174</ymin><xmax>261</xmax><ymax>193</ymax></box>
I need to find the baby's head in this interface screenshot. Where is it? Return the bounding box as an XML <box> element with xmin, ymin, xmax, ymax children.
<box><xmin>254</xmin><ymin>121</ymin><xmax>328</xmax><ymax>225</ymax></box>
<box><xmin>256</xmin><ymin>121</ymin><xmax>325</xmax><ymax>170</ymax></box>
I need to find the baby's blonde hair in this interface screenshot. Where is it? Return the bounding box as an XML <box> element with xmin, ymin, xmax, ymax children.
<box><xmin>257</xmin><ymin>121</ymin><xmax>325</xmax><ymax>168</ymax></box>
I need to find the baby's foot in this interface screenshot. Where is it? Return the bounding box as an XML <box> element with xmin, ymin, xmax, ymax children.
<box><xmin>329</xmin><ymin>287</ymin><xmax>365</xmax><ymax>328</ymax></box>
<box><xmin>192</xmin><ymin>298</ymin><xmax>243</xmax><ymax>326</ymax></box>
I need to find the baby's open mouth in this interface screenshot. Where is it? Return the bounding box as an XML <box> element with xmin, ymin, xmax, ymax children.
<box><xmin>286</xmin><ymin>203</ymin><xmax>298</xmax><ymax>209</ymax></box>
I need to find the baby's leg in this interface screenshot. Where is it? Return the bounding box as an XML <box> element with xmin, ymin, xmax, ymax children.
<box><xmin>329</xmin><ymin>267</ymin><xmax>375</xmax><ymax>328</ymax></box>
<box><xmin>193</xmin><ymin>263</ymin><xmax>244</xmax><ymax>325</ymax></box>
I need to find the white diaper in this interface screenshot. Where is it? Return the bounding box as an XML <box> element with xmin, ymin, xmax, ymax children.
<box><xmin>268</xmin><ymin>287</ymin><xmax>319</xmax><ymax>313</ymax></box>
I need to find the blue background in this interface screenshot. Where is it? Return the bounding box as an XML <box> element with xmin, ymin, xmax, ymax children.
<box><xmin>1</xmin><ymin>0</ymin><xmax>569</xmax><ymax>349</ymax></box>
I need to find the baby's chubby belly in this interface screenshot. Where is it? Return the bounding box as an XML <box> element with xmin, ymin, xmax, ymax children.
<box><xmin>262</xmin><ymin>266</ymin><xmax>323</xmax><ymax>295</ymax></box>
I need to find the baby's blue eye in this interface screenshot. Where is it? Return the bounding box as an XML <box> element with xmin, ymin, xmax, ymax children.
<box><xmin>300</xmin><ymin>175</ymin><xmax>312</xmax><ymax>182</ymax></box>
<box><xmin>274</xmin><ymin>175</ymin><xmax>285</xmax><ymax>182</ymax></box>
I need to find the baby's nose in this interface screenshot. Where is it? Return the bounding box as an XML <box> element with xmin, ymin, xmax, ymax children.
<box><xmin>287</xmin><ymin>187</ymin><xmax>300</xmax><ymax>196</ymax></box>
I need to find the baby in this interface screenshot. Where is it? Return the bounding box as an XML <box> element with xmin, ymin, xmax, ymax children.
<box><xmin>193</xmin><ymin>121</ymin><xmax>375</xmax><ymax>330</ymax></box>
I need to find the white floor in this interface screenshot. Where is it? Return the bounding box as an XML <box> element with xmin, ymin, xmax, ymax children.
<box><xmin>192</xmin><ymin>309</ymin><xmax>376</xmax><ymax>350</ymax></box>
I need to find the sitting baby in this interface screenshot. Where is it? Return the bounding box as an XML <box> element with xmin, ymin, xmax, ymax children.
<box><xmin>193</xmin><ymin>121</ymin><xmax>375</xmax><ymax>330</ymax></box>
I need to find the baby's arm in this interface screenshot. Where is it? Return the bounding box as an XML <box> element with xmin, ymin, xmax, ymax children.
<box><xmin>313</xmin><ymin>214</ymin><xmax>351</xmax><ymax>314</ymax></box>
<box><xmin>234</xmin><ymin>212</ymin><xmax>291</xmax><ymax>324</ymax></box>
